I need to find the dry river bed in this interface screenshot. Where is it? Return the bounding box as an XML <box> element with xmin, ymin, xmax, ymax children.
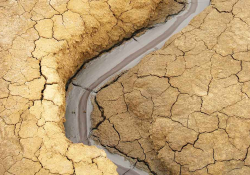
<box><xmin>65</xmin><ymin>0</ymin><xmax>210</xmax><ymax>174</ymax></box>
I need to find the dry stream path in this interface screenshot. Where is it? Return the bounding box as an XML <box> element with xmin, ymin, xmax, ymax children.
<box><xmin>65</xmin><ymin>0</ymin><xmax>210</xmax><ymax>174</ymax></box>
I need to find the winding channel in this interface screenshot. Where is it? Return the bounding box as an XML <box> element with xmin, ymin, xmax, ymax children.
<box><xmin>65</xmin><ymin>0</ymin><xmax>210</xmax><ymax>174</ymax></box>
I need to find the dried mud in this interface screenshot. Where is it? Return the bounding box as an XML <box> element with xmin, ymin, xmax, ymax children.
<box><xmin>0</xmin><ymin>0</ymin><xmax>186</xmax><ymax>174</ymax></box>
<box><xmin>92</xmin><ymin>0</ymin><xmax>250</xmax><ymax>174</ymax></box>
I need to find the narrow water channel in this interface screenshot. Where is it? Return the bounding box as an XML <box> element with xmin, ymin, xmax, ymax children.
<box><xmin>65</xmin><ymin>0</ymin><xmax>210</xmax><ymax>174</ymax></box>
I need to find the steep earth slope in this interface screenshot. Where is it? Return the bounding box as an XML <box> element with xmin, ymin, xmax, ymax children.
<box><xmin>92</xmin><ymin>0</ymin><xmax>250</xmax><ymax>174</ymax></box>
<box><xmin>0</xmin><ymin>0</ymin><xmax>186</xmax><ymax>174</ymax></box>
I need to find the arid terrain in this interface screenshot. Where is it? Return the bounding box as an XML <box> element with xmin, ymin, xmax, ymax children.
<box><xmin>92</xmin><ymin>0</ymin><xmax>250</xmax><ymax>174</ymax></box>
<box><xmin>0</xmin><ymin>0</ymin><xmax>187</xmax><ymax>174</ymax></box>
<box><xmin>2</xmin><ymin>0</ymin><xmax>250</xmax><ymax>174</ymax></box>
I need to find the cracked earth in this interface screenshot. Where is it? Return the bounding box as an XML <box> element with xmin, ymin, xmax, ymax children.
<box><xmin>91</xmin><ymin>0</ymin><xmax>250</xmax><ymax>174</ymax></box>
<box><xmin>0</xmin><ymin>0</ymin><xmax>187</xmax><ymax>174</ymax></box>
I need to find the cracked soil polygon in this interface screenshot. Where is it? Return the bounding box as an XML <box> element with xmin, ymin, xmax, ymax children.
<box><xmin>91</xmin><ymin>0</ymin><xmax>250</xmax><ymax>174</ymax></box>
<box><xmin>0</xmin><ymin>0</ymin><xmax>187</xmax><ymax>174</ymax></box>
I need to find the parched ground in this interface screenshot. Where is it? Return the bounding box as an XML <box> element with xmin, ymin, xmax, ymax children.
<box><xmin>92</xmin><ymin>0</ymin><xmax>250</xmax><ymax>174</ymax></box>
<box><xmin>0</xmin><ymin>0</ymin><xmax>186</xmax><ymax>174</ymax></box>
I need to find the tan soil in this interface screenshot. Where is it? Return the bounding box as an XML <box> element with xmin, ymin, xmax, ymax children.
<box><xmin>92</xmin><ymin>0</ymin><xmax>250</xmax><ymax>174</ymax></box>
<box><xmin>0</xmin><ymin>0</ymin><xmax>186</xmax><ymax>174</ymax></box>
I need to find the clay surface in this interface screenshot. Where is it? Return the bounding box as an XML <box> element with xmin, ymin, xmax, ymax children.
<box><xmin>92</xmin><ymin>0</ymin><xmax>250</xmax><ymax>174</ymax></box>
<box><xmin>0</xmin><ymin>0</ymin><xmax>186</xmax><ymax>174</ymax></box>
